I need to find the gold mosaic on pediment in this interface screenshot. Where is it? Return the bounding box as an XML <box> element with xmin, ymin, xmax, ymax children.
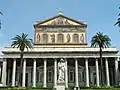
<box><xmin>50</xmin><ymin>17</ymin><xmax>71</xmax><ymax>25</ymax></box>
<box><xmin>39</xmin><ymin>16</ymin><xmax>83</xmax><ymax>26</ymax></box>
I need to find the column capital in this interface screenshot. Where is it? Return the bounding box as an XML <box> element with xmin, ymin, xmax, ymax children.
<box><xmin>3</xmin><ymin>58</ymin><xmax>6</xmax><ymax>61</ymax></box>
<box><xmin>32</xmin><ymin>58</ymin><xmax>36</xmax><ymax>60</ymax></box>
<box><xmin>74</xmin><ymin>58</ymin><xmax>78</xmax><ymax>60</ymax></box>
<box><xmin>53</xmin><ymin>58</ymin><xmax>57</xmax><ymax>60</ymax></box>
<box><xmin>116</xmin><ymin>57</ymin><xmax>119</xmax><ymax>61</ymax></box>
<box><xmin>43</xmin><ymin>58</ymin><xmax>47</xmax><ymax>60</ymax></box>
<box><xmin>23</xmin><ymin>58</ymin><xmax>26</xmax><ymax>61</ymax></box>
<box><xmin>105</xmin><ymin>57</ymin><xmax>108</xmax><ymax>60</ymax></box>
<box><xmin>84</xmin><ymin>57</ymin><xmax>88</xmax><ymax>59</ymax></box>
<box><xmin>95</xmin><ymin>58</ymin><xmax>98</xmax><ymax>60</ymax></box>
<box><xmin>13</xmin><ymin>58</ymin><xmax>16</xmax><ymax>60</ymax></box>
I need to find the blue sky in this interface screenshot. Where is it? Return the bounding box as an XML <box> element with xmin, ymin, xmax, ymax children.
<box><xmin>0</xmin><ymin>0</ymin><xmax>120</xmax><ymax>50</ymax></box>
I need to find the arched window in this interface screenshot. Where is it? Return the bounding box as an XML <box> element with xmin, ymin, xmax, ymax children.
<box><xmin>73</xmin><ymin>34</ymin><xmax>79</xmax><ymax>43</ymax></box>
<box><xmin>42</xmin><ymin>34</ymin><xmax>48</xmax><ymax>43</ymax></box>
<box><xmin>57</xmin><ymin>34</ymin><xmax>64</xmax><ymax>43</ymax></box>
<box><xmin>36</xmin><ymin>34</ymin><xmax>40</xmax><ymax>43</ymax></box>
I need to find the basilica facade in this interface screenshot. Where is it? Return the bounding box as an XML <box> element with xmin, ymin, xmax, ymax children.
<box><xmin>0</xmin><ymin>12</ymin><xmax>120</xmax><ymax>88</ymax></box>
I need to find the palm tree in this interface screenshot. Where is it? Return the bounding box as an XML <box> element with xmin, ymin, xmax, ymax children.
<box><xmin>115</xmin><ymin>7</ymin><xmax>120</xmax><ymax>27</ymax></box>
<box><xmin>11</xmin><ymin>33</ymin><xmax>33</xmax><ymax>86</ymax></box>
<box><xmin>91</xmin><ymin>32</ymin><xmax>111</xmax><ymax>85</ymax></box>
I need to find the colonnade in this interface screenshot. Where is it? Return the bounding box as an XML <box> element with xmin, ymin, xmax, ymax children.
<box><xmin>1</xmin><ymin>57</ymin><xmax>120</xmax><ymax>87</ymax></box>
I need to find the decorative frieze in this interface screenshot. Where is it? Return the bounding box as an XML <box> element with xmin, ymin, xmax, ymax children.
<box><xmin>35</xmin><ymin>32</ymin><xmax>85</xmax><ymax>44</ymax></box>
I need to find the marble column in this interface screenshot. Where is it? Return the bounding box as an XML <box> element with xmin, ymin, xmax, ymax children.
<box><xmin>0</xmin><ymin>64</ymin><xmax>2</xmax><ymax>82</ymax></box>
<box><xmin>95</xmin><ymin>58</ymin><xmax>99</xmax><ymax>86</ymax></box>
<box><xmin>75</xmin><ymin>58</ymin><xmax>79</xmax><ymax>87</ymax></box>
<box><xmin>54</xmin><ymin>59</ymin><xmax>57</xmax><ymax>88</ymax></box>
<box><xmin>43</xmin><ymin>59</ymin><xmax>47</xmax><ymax>87</ymax></box>
<box><xmin>22</xmin><ymin>59</ymin><xmax>26</xmax><ymax>87</ymax></box>
<box><xmin>115</xmin><ymin>57</ymin><xmax>119</xmax><ymax>85</ymax></box>
<box><xmin>1</xmin><ymin>59</ymin><xmax>7</xmax><ymax>86</ymax></box>
<box><xmin>32</xmin><ymin>59</ymin><xmax>36</xmax><ymax>87</ymax></box>
<box><xmin>105</xmin><ymin>58</ymin><xmax>110</xmax><ymax>86</ymax></box>
<box><xmin>85</xmin><ymin>58</ymin><xmax>89</xmax><ymax>87</ymax></box>
<box><xmin>65</xmin><ymin>59</ymin><xmax>68</xmax><ymax>88</ymax></box>
<box><xmin>12</xmin><ymin>59</ymin><xmax>16</xmax><ymax>87</ymax></box>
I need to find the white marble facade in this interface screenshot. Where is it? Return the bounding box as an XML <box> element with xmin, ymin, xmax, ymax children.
<box><xmin>0</xmin><ymin>12</ymin><xmax>119</xmax><ymax>88</ymax></box>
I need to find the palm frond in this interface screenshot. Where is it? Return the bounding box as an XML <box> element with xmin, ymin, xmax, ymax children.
<box><xmin>118</xmin><ymin>13</ymin><xmax>120</xmax><ymax>16</ymax></box>
<box><xmin>115</xmin><ymin>20</ymin><xmax>120</xmax><ymax>27</ymax></box>
<box><xmin>11</xmin><ymin>33</ymin><xmax>33</xmax><ymax>52</ymax></box>
<box><xmin>0</xmin><ymin>21</ymin><xmax>1</xmax><ymax>29</ymax></box>
<box><xmin>0</xmin><ymin>12</ymin><xmax>3</xmax><ymax>15</ymax></box>
<box><xmin>91</xmin><ymin>32</ymin><xmax>111</xmax><ymax>48</ymax></box>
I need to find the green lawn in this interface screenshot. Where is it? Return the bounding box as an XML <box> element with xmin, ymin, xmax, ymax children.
<box><xmin>80</xmin><ymin>88</ymin><xmax>120</xmax><ymax>90</ymax></box>
<box><xmin>81</xmin><ymin>89</ymin><xmax>120</xmax><ymax>90</ymax></box>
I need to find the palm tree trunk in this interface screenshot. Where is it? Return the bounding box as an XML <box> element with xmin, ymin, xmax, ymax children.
<box><xmin>18</xmin><ymin>51</ymin><xmax>24</xmax><ymax>86</ymax></box>
<box><xmin>100</xmin><ymin>47</ymin><xmax>104</xmax><ymax>85</ymax></box>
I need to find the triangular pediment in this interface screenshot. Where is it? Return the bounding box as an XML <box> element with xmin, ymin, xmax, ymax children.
<box><xmin>35</xmin><ymin>14</ymin><xmax>87</xmax><ymax>27</ymax></box>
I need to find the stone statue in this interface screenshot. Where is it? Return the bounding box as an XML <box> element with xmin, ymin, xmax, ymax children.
<box><xmin>66</xmin><ymin>34</ymin><xmax>70</xmax><ymax>42</ymax></box>
<box><xmin>50</xmin><ymin>34</ymin><xmax>55</xmax><ymax>42</ymax></box>
<box><xmin>58</xmin><ymin>58</ymin><xmax>66</xmax><ymax>82</ymax></box>
<box><xmin>37</xmin><ymin>34</ymin><xmax>40</xmax><ymax>42</ymax></box>
<box><xmin>80</xmin><ymin>33</ymin><xmax>84</xmax><ymax>43</ymax></box>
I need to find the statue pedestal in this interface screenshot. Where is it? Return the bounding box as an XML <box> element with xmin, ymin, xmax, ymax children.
<box><xmin>56</xmin><ymin>82</ymin><xmax>65</xmax><ymax>90</ymax></box>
